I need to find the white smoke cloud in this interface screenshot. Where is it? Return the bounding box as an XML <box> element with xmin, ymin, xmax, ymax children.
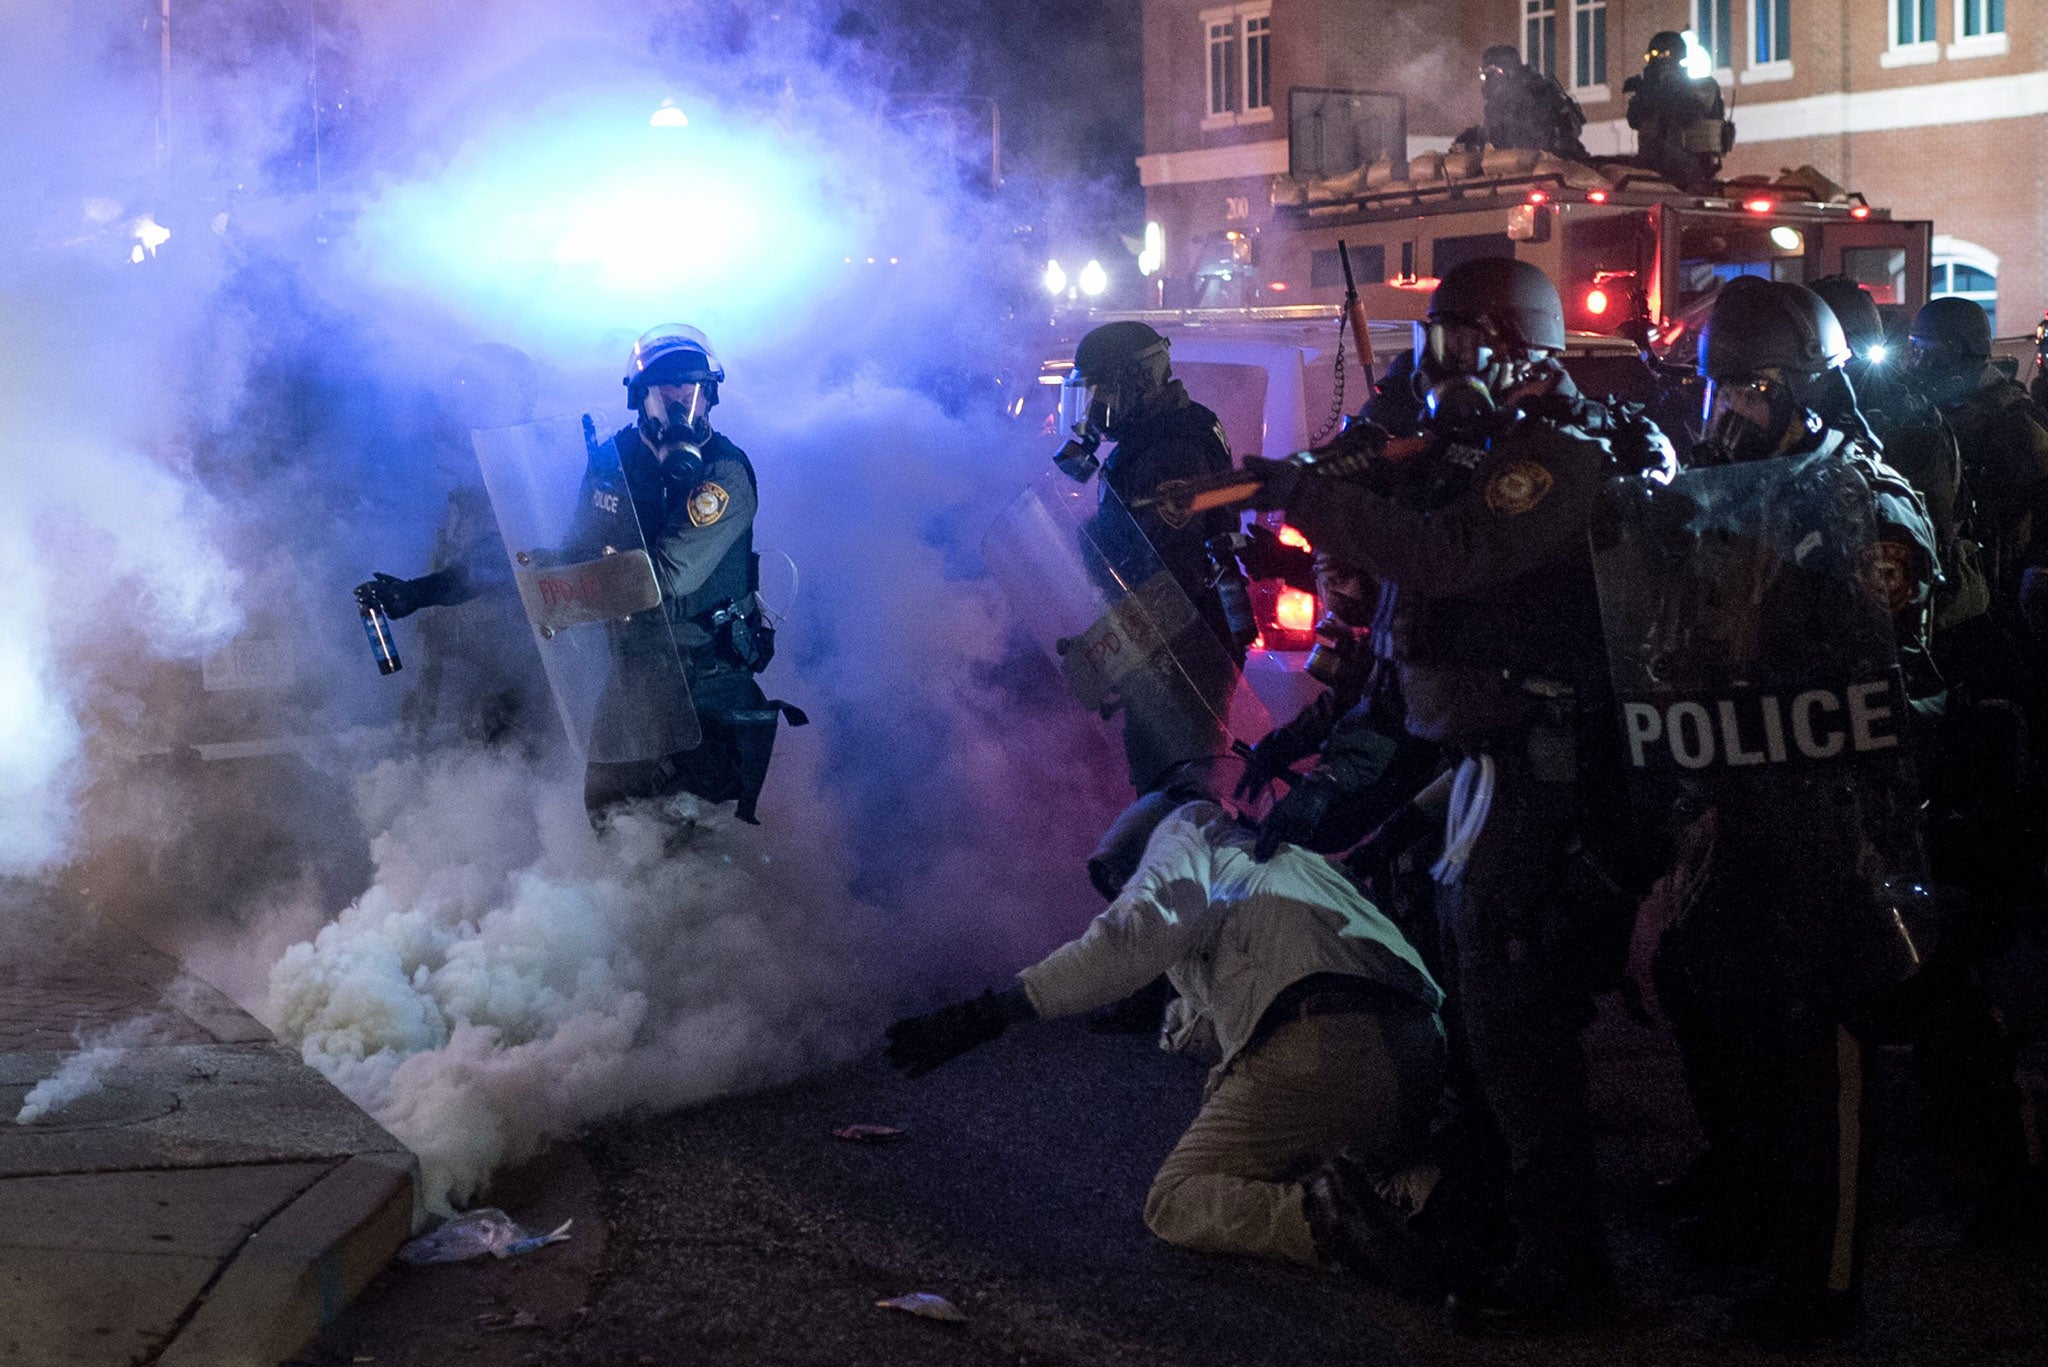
<box><xmin>14</xmin><ymin>1016</ymin><xmax>164</xmax><ymax>1125</ymax></box>
<box><xmin>0</xmin><ymin>1</ymin><xmax>1136</xmax><ymax>1207</ymax></box>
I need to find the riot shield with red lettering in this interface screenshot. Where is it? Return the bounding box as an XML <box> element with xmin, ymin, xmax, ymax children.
<box><xmin>1591</xmin><ymin>445</ymin><xmax>1927</xmax><ymax>994</ymax></box>
<box><xmin>984</xmin><ymin>474</ymin><xmax>1269</xmax><ymax>793</ymax></box>
<box><xmin>473</xmin><ymin>415</ymin><xmax>699</xmax><ymax>762</ymax></box>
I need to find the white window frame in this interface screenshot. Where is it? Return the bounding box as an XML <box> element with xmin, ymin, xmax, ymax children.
<box><xmin>1692</xmin><ymin>0</ymin><xmax>1736</xmax><ymax>82</ymax></box>
<box><xmin>1949</xmin><ymin>0</ymin><xmax>2009</xmax><ymax>59</ymax></box>
<box><xmin>1524</xmin><ymin>0</ymin><xmax>1559</xmax><ymax>83</ymax></box>
<box><xmin>1570</xmin><ymin>0</ymin><xmax>1609</xmax><ymax>99</ymax></box>
<box><xmin>1883</xmin><ymin>0</ymin><xmax>1941</xmax><ymax>67</ymax></box>
<box><xmin>1742</xmin><ymin>0</ymin><xmax>1794</xmax><ymax>83</ymax></box>
<box><xmin>1201</xmin><ymin>4</ymin><xmax>1273</xmax><ymax>130</ymax></box>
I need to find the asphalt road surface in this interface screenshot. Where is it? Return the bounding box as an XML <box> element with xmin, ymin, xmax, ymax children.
<box><xmin>307</xmin><ymin>999</ymin><xmax>2047</xmax><ymax>1367</ymax></box>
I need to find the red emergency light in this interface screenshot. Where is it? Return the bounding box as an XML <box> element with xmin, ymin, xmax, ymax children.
<box><xmin>1528</xmin><ymin>189</ymin><xmax>1549</xmax><ymax>204</ymax></box>
<box><xmin>1744</xmin><ymin>198</ymin><xmax>1775</xmax><ymax>214</ymax></box>
<box><xmin>1274</xmin><ymin>588</ymin><xmax>1318</xmax><ymax>633</ymax></box>
<box><xmin>1268</xmin><ymin>281</ymin><xmax>1289</xmax><ymax>292</ymax></box>
<box><xmin>1584</xmin><ymin>287</ymin><xmax>1610</xmax><ymax>316</ymax></box>
<box><xmin>1588</xmin><ymin>190</ymin><xmax>1609</xmax><ymax>203</ymax></box>
<box><xmin>1277</xmin><ymin>525</ymin><xmax>1312</xmax><ymax>551</ymax></box>
<box><xmin>1850</xmin><ymin>205</ymin><xmax>1872</xmax><ymax>219</ymax></box>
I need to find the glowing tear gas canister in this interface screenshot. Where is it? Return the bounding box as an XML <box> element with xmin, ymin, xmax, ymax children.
<box><xmin>360</xmin><ymin>602</ymin><xmax>403</xmax><ymax>674</ymax></box>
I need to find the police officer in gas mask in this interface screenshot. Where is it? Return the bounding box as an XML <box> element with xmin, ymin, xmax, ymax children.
<box><xmin>578</xmin><ymin>324</ymin><xmax>803</xmax><ymax>824</ymax></box>
<box><xmin>1059</xmin><ymin>320</ymin><xmax>1242</xmax><ymax>793</ymax></box>
<box><xmin>1623</xmin><ymin>30</ymin><xmax>1731</xmax><ymax>191</ymax></box>
<box><xmin>1239</xmin><ymin>259</ymin><xmax>1671</xmax><ymax>1328</ymax></box>
<box><xmin>1641</xmin><ymin>279</ymin><xmax>1937</xmax><ymax>1342</ymax></box>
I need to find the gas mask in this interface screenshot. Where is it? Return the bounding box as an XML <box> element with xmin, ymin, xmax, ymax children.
<box><xmin>1053</xmin><ymin>371</ymin><xmax>1103</xmax><ymax>481</ymax></box>
<box><xmin>1414</xmin><ymin>318</ymin><xmax>1512</xmax><ymax>440</ymax></box>
<box><xmin>1697</xmin><ymin>371</ymin><xmax>1818</xmax><ymax>464</ymax></box>
<box><xmin>1906</xmin><ymin>340</ymin><xmax>1983</xmax><ymax>407</ymax></box>
<box><xmin>639</xmin><ymin>380</ymin><xmax>713</xmax><ymax>455</ymax></box>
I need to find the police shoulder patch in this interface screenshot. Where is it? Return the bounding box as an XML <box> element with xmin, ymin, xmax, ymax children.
<box><xmin>686</xmin><ymin>482</ymin><xmax>731</xmax><ymax>528</ymax></box>
<box><xmin>1855</xmin><ymin>540</ymin><xmax>1916</xmax><ymax>613</ymax></box>
<box><xmin>1484</xmin><ymin>460</ymin><xmax>1555</xmax><ymax>515</ymax></box>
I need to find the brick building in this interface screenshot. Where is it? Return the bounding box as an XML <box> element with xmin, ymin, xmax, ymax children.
<box><xmin>1139</xmin><ymin>0</ymin><xmax>2045</xmax><ymax>333</ymax></box>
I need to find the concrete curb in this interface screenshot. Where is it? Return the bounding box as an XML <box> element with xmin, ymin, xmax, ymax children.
<box><xmin>156</xmin><ymin>1150</ymin><xmax>417</xmax><ymax>1367</ymax></box>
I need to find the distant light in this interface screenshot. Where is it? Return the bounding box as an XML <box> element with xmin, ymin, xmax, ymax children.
<box><xmin>889</xmin><ymin>256</ymin><xmax>899</xmax><ymax>265</ymax></box>
<box><xmin>1868</xmin><ymin>343</ymin><xmax>1889</xmax><ymax>364</ymax></box>
<box><xmin>1268</xmin><ymin>280</ymin><xmax>1289</xmax><ymax>292</ymax></box>
<box><xmin>1043</xmin><ymin>259</ymin><xmax>1067</xmax><ymax>296</ymax></box>
<box><xmin>1770</xmin><ymin>225</ymin><xmax>1804</xmax><ymax>251</ymax></box>
<box><xmin>1850</xmin><ymin>205</ymin><xmax>1872</xmax><ymax>219</ymax></box>
<box><xmin>1079</xmin><ymin>259</ymin><xmax>1109</xmax><ymax>297</ymax></box>
<box><xmin>1744</xmin><ymin>198</ymin><xmax>1774</xmax><ymax>214</ymax></box>
<box><xmin>1588</xmin><ymin>190</ymin><xmax>1609</xmax><ymax>203</ymax></box>
<box><xmin>650</xmin><ymin>99</ymin><xmax>688</xmax><ymax>128</ymax></box>
<box><xmin>1528</xmin><ymin>190</ymin><xmax>1548</xmax><ymax>204</ymax></box>
<box><xmin>128</xmin><ymin>213</ymin><xmax>170</xmax><ymax>263</ymax></box>
<box><xmin>1138</xmin><ymin>221</ymin><xmax>1165</xmax><ymax>278</ymax></box>
<box><xmin>1585</xmin><ymin>287</ymin><xmax>1610</xmax><ymax>316</ymax></box>
<box><xmin>1037</xmin><ymin>374</ymin><xmax>1064</xmax><ymax>385</ymax></box>
<box><xmin>1275</xmin><ymin>589</ymin><xmax>1317</xmax><ymax>632</ymax></box>
<box><xmin>1680</xmin><ymin>30</ymin><xmax>1714</xmax><ymax>79</ymax></box>
<box><xmin>1277</xmin><ymin>525</ymin><xmax>1311</xmax><ymax>551</ymax></box>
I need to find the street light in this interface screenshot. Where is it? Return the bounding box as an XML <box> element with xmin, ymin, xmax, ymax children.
<box><xmin>651</xmin><ymin>99</ymin><xmax>688</xmax><ymax>128</ymax></box>
<box><xmin>1137</xmin><ymin>222</ymin><xmax>1164</xmax><ymax>278</ymax></box>
<box><xmin>1079</xmin><ymin>260</ymin><xmax>1108</xmax><ymax>297</ymax></box>
<box><xmin>1043</xmin><ymin>259</ymin><xmax>1067</xmax><ymax>296</ymax></box>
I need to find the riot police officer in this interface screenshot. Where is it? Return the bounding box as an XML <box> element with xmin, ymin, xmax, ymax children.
<box><xmin>1637</xmin><ymin>279</ymin><xmax>1938</xmax><ymax>1342</ymax></box>
<box><xmin>1241</xmin><ymin>259</ymin><xmax>1657</xmax><ymax>1325</ymax></box>
<box><xmin>1453</xmin><ymin>45</ymin><xmax>1589</xmax><ymax>161</ymax></box>
<box><xmin>1623</xmin><ymin>30</ymin><xmax>1731</xmax><ymax>191</ymax></box>
<box><xmin>1909</xmin><ymin>297</ymin><xmax>2048</xmax><ymax>630</ymax></box>
<box><xmin>576</xmin><ymin>325</ymin><xmax>802</xmax><ymax>824</ymax></box>
<box><xmin>1062</xmin><ymin>320</ymin><xmax>1242</xmax><ymax>793</ymax></box>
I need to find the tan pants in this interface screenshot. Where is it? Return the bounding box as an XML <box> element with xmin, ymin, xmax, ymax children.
<box><xmin>1143</xmin><ymin>1009</ymin><xmax>1440</xmax><ymax>1266</ymax></box>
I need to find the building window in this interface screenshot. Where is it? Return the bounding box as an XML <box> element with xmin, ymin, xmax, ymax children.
<box><xmin>1244</xmin><ymin>13</ymin><xmax>1271</xmax><ymax>112</ymax></box>
<box><xmin>1753</xmin><ymin>0</ymin><xmax>1791</xmax><ymax>65</ymax></box>
<box><xmin>1573</xmin><ymin>0</ymin><xmax>1608</xmax><ymax>90</ymax></box>
<box><xmin>1959</xmin><ymin>0</ymin><xmax>2005</xmax><ymax>37</ymax></box>
<box><xmin>1203</xmin><ymin>6</ymin><xmax>1271</xmax><ymax>126</ymax></box>
<box><xmin>1896</xmin><ymin>0</ymin><xmax>1936</xmax><ymax>45</ymax></box>
<box><xmin>1207</xmin><ymin>18</ymin><xmax>1239</xmax><ymax>118</ymax></box>
<box><xmin>1933</xmin><ymin>238</ymin><xmax>2000</xmax><ymax>334</ymax></box>
<box><xmin>1525</xmin><ymin>0</ymin><xmax>1558</xmax><ymax>81</ymax></box>
<box><xmin>1693</xmin><ymin>0</ymin><xmax>1733</xmax><ymax>70</ymax></box>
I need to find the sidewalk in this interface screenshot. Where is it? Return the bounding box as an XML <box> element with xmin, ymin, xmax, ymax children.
<box><xmin>0</xmin><ymin>890</ymin><xmax>417</xmax><ymax>1367</ymax></box>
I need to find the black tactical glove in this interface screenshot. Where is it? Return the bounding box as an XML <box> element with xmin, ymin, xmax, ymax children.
<box><xmin>354</xmin><ymin>572</ymin><xmax>432</xmax><ymax>620</ymax></box>
<box><xmin>884</xmin><ymin>984</ymin><xmax>1036</xmax><ymax>1078</ymax></box>
<box><xmin>1238</xmin><ymin>524</ymin><xmax>1318</xmax><ymax>591</ymax></box>
<box><xmin>1341</xmin><ymin>798</ymin><xmax>1437</xmax><ymax>892</ymax></box>
<box><xmin>1235</xmin><ymin>732</ymin><xmax>1304</xmax><ymax>805</ymax></box>
<box><xmin>1254</xmin><ymin>773</ymin><xmax>1341</xmax><ymax>862</ymax></box>
<box><xmin>1242</xmin><ymin>455</ymin><xmax>1307</xmax><ymax>512</ymax></box>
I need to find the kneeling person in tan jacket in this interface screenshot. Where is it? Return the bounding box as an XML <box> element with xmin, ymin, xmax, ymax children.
<box><xmin>885</xmin><ymin>796</ymin><xmax>1445</xmax><ymax>1267</ymax></box>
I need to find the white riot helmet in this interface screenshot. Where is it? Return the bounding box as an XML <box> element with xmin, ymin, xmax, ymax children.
<box><xmin>625</xmin><ymin>324</ymin><xmax>724</xmax><ymax>449</ymax></box>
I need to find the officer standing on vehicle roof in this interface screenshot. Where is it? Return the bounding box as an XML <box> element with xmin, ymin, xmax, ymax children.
<box><xmin>577</xmin><ymin>324</ymin><xmax>803</xmax><ymax>824</ymax></box>
<box><xmin>1623</xmin><ymin>30</ymin><xmax>1731</xmax><ymax>192</ymax></box>
<box><xmin>1631</xmin><ymin>279</ymin><xmax>1937</xmax><ymax>1343</ymax></box>
<box><xmin>1059</xmin><ymin>320</ymin><xmax>1243</xmax><ymax>792</ymax></box>
<box><xmin>1452</xmin><ymin>44</ymin><xmax>1589</xmax><ymax>161</ymax></box>
<box><xmin>1237</xmin><ymin>259</ymin><xmax>1669</xmax><ymax>1327</ymax></box>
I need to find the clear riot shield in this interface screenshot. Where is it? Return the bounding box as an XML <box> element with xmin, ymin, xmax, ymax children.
<box><xmin>473</xmin><ymin>415</ymin><xmax>700</xmax><ymax>763</ymax></box>
<box><xmin>984</xmin><ymin>475</ymin><xmax>1269</xmax><ymax>792</ymax></box>
<box><xmin>1591</xmin><ymin>447</ymin><xmax>1926</xmax><ymax>993</ymax></box>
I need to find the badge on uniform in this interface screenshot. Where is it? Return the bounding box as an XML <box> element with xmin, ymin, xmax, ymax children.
<box><xmin>1855</xmin><ymin>540</ymin><xmax>1914</xmax><ymax>613</ymax></box>
<box><xmin>1484</xmin><ymin>460</ymin><xmax>1554</xmax><ymax>515</ymax></box>
<box><xmin>687</xmin><ymin>482</ymin><xmax>730</xmax><ymax>528</ymax></box>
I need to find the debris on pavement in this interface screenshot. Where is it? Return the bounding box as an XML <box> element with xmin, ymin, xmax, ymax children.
<box><xmin>833</xmin><ymin>1123</ymin><xmax>907</xmax><ymax>1143</ymax></box>
<box><xmin>875</xmin><ymin>1292</ymin><xmax>968</xmax><ymax>1322</ymax></box>
<box><xmin>477</xmin><ymin>1309</ymin><xmax>542</xmax><ymax>1332</ymax></box>
<box><xmin>398</xmin><ymin>1209</ymin><xmax>574</xmax><ymax>1264</ymax></box>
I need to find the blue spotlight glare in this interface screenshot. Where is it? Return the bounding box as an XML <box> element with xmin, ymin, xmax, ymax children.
<box><xmin>352</xmin><ymin>89</ymin><xmax>861</xmax><ymax>357</ymax></box>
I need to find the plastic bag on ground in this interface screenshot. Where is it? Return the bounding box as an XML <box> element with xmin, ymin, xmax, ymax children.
<box><xmin>398</xmin><ymin>1208</ymin><xmax>574</xmax><ymax>1264</ymax></box>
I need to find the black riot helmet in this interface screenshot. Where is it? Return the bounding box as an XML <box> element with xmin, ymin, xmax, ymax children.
<box><xmin>1414</xmin><ymin>258</ymin><xmax>1567</xmax><ymax>434</ymax></box>
<box><xmin>1809</xmin><ymin>276</ymin><xmax>1886</xmax><ymax>363</ymax></box>
<box><xmin>1909</xmin><ymin>296</ymin><xmax>1994</xmax><ymax>405</ymax></box>
<box><xmin>1480</xmin><ymin>44</ymin><xmax>1521</xmax><ymax>79</ymax></box>
<box><xmin>1696</xmin><ymin>279</ymin><xmax>1855</xmax><ymax>463</ymax></box>
<box><xmin>1064</xmin><ymin>320</ymin><xmax>1173</xmax><ymax>440</ymax></box>
<box><xmin>1645</xmin><ymin>30</ymin><xmax>1685</xmax><ymax>62</ymax></box>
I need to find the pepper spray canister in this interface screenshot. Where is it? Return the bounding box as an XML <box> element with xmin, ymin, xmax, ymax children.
<box><xmin>359</xmin><ymin>602</ymin><xmax>402</xmax><ymax>675</ymax></box>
